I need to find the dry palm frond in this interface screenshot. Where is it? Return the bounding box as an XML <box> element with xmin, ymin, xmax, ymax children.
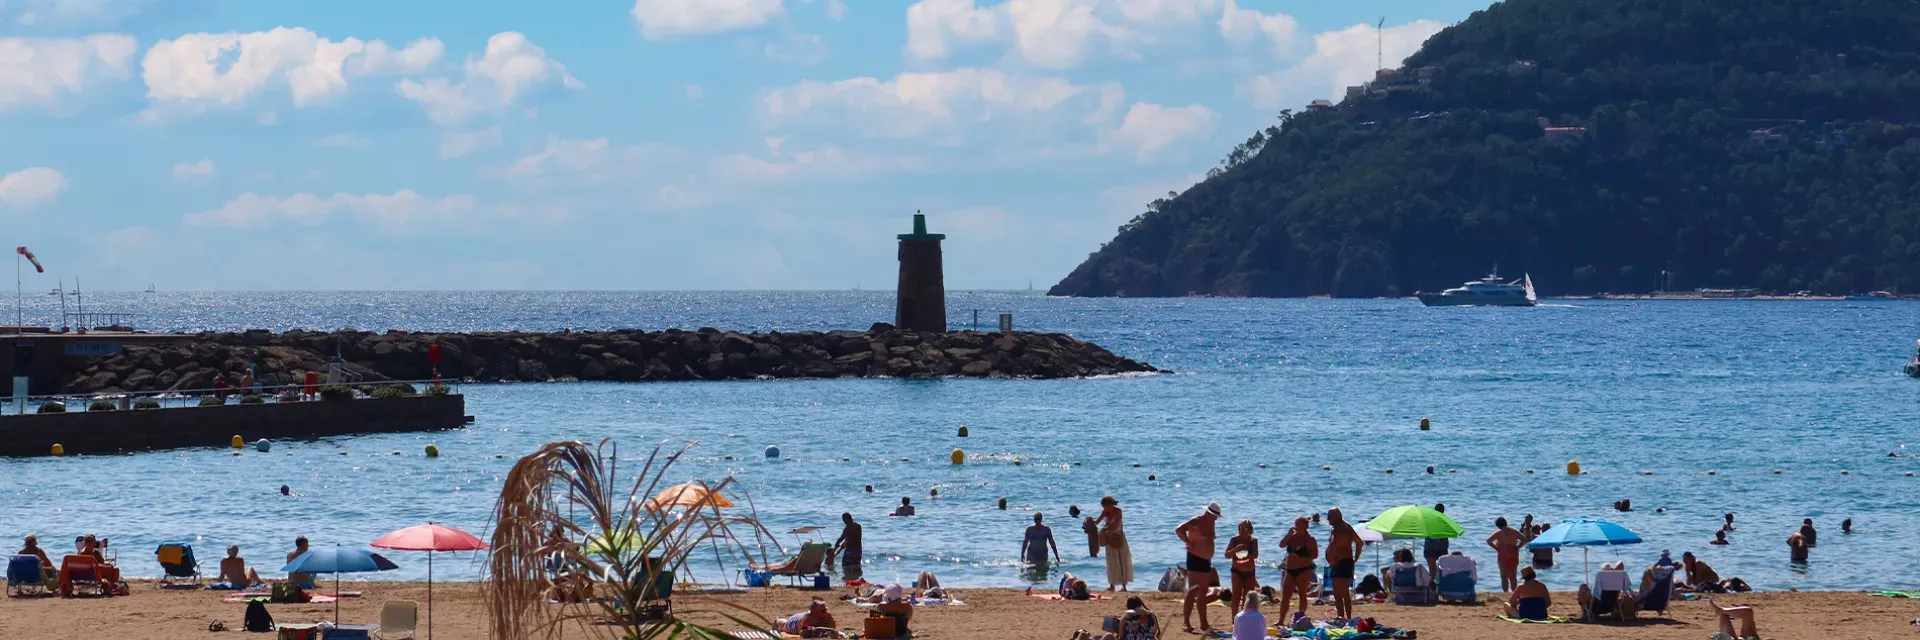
<box><xmin>485</xmin><ymin>439</ymin><xmax>777</xmax><ymax>640</ymax></box>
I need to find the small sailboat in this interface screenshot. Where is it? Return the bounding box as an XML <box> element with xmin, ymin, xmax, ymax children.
<box><xmin>145</xmin><ymin>281</ymin><xmax>156</xmax><ymax>294</ymax></box>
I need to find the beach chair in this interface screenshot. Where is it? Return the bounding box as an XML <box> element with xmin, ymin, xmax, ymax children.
<box><xmin>754</xmin><ymin>542</ymin><xmax>830</xmax><ymax>586</ymax></box>
<box><xmin>156</xmin><ymin>542</ymin><xmax>201</xmax><ymax>587</ymax></box>
<box><xmin>8</xmin><ymin>555</ymin><xmax>52</xmax><ymax>597</ymax></box>
<box><xmin>1636</xmin><ymin>574</ymin><xmax>1675</xmax><ymax>617</ymax></box>
<box><xmin>58</xmin><ymin>554</ymin><xmax>109</xmax><ymax>597</ymax></box>
<box><xmin>1584</xmin><ymin>589</ymin><xmax>1623</xmax><ymax>622</ymax></box>
<box><xmin>1435</xmin><ymin>570</ymin><xmax>1475</xmax><ymax>604</ymax></box>
<box><xmin>1390</xmin><ymin>566</ymin><xmax>1432</xmax><ymax>605</ymax></box>
<box><xmin>375</xmin><ymin>600</ymin><xmax>418</xmax><ymax>639</ymax></box>
<box><xmin>633</xmin><ymin>557</ymin><xmax>674</xmax><ymax>622</ymax></box>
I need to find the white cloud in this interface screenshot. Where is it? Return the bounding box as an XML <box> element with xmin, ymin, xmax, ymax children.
<box><xmin>763</xmin><ymin>68</ymin><xmax>1118</xmax><ymax>141</ymax></box>
<box><xmin>904</xmin><ymin>0</ymin><xmax>1217</xmax><ymax>69</ymax></box>
<box><xmin>439</xmin><ymin>126</ymin><xmax>502</xmax><ymax>158</ymax></box>
<box><xmin>1237</xmin><ymin>19</ymin><xmax>1445</xmax><ymax>109</ymax></box>
<box><xmin>316</xmin><ymin>133</ymin><xmax>370</xmax><ymax>149</ymax></box>
<box><xmin>630</xmin><ymin>0</ymin><xmax>783</xmax><ymax>39</ymax></box>
<box><xmin>1218</xmin><ymin>0</ymin><xmax>1299</xmax><ymax>58</ymax></box>
<box><xmin>1106</xmin><ymin>102</ymin><xmax>1216</xmax><ymax>161</ymax></box>
<box><xmin>396</xmin><ymin>31</ymin><xmax>581</xmax><ymax>125</ymax></box>
<box><xmin>905</xmin><ymin>0</ymin><xmax>999</xmax><ymax>62</ymax></box>
<box><xmin>0</xmin><ymin>34</ymin><xmax>137</xmax><ymax>112</ymax></box>
<box><xmin>0</xmin><ymin>166</ymin><xmax>69</xmax><ymax>209</ymax></box>
<box><xmin>684</xmin><ymin>84</ymin><xmax>703</xmax><ymax>99</ymax></box>
<box><xmin>169</xmin><ymin>158</ymin><xmax>214</xmax><ymax>180</ymax></box>
<box><xmin>825</xmin><ymin>0</ymin><xmax>846</xmax><ymax>20</ymax></box>
<box><xmin>506</xmin><ymin>136</ymin><xmax>610</xmax><ymax>177</ymax></box>
<box><xmin>140</xmin><ymin>28</ymin><xmax>444</xmax><ymax>114</ymax></box>
<box><xmin>184</xmin><ymin>189</ymin><xmax>491</xmax><ymax>234</ymax></box>
<box><xmin>715</xmin><ymin>145</ymin><xmax>923</xmax><ymax>182</ymax></box>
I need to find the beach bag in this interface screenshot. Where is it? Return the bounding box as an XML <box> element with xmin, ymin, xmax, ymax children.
<box><xmin>1157</xmin><ymin>567</ymin><xmax>1186</xmax><ymax>593</ymax></box>
<box><xmin>243</xmin><ymin>600</ymin><xmax>275</xmax><ymax>632</ymax></box>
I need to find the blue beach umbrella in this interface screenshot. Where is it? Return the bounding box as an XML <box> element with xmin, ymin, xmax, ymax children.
<box><xmin>1526</xmin><ymin>518</ymin><xmax>1642</xmax><ymax>584</ymax></box>
<box><xmin>283</xmin><ymin>545</ymin><xmax>400</xmax><ymax>624</ymax></box>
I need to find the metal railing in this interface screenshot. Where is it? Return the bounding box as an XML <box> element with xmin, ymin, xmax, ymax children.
<box><xmin>9</xmin><ymin>377</ymin><xmax>458</xmax><ymax>414</ymax></box>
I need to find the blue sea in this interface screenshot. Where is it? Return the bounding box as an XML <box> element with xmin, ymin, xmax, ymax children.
<box><xmin>3</xmin><ymin>292</ymin><xmax>1917</xmax><ymax>592</ymax></box>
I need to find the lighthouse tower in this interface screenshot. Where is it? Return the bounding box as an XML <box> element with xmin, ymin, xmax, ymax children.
<box><xmin>894</xmin><ymin>212</ymin><xmax>947</xmax><ymax>332</ymax></box>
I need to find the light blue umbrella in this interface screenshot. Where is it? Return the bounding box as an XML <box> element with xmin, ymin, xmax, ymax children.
<box><xmin>1526</xmin><ymin>518</ymin><xmax>1642</xmax><ymax>584</ymax></box>
<box><xmin>282</xmin><ymin>545</ymin><xmax>400</xmax><ymax>624</ymax></box>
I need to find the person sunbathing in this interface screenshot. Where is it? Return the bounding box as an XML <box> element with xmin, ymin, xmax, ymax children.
<box><xmin>17</xmin><ymin>534</ymin><xmax>53</xmax><ymax>571</ymax></box>
<box><xmin>1708</xmin><ymin>598</ymin><xmax>1760</xmax><ymax>639</ymax></box>
<box><xmin>1076</xmin><ymin>596</ymin><xmax>1159</xmax><ymax>640</ymax></box>
<box><xmin>220</xmin><ymin>545</ymin><xmax>263</xmax><ymax>588</ymax></box>
<box><xmin>796</xmin><ymin>598</ymin><xmax>838</xmax><ymax>638</ymax></box>
<box><xmin>1503</xmin><ymin>567</ymin><xmax>1551</xmax><ymax>620</ymax></box>
<box><xmin>286</xmin><ymin>536</ymin><xmax>313</xmax><ymax>587</ymax></box>
<box><xmin>80</xmin><ymin>535</ymin><xmax>122</xmax><ymax>589</ymax></box>
<box><xmin>873</xmin><ymin>584</ymin><xmax>914</xmax><ymax>636</ymax></box>
<box><xmin>1064</xmin><ymin>576</ymin><xmax>1093</xmax><ymax>601</ymax></box>
<box><xmin>1679</xmin><ymin>552</ymin><xmax>1750</xmax><ymax>593</ymax></box>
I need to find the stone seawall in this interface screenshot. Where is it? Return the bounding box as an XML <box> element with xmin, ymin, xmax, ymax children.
<box><xmin>0</xmin><ymin>394</ymin><xmax>468</xmax><ymax>457</ymax></box>
<box><xmin>60</xmin><ymin>324</ymin><xmax>1160</xmax><ymax>394</ymax></box>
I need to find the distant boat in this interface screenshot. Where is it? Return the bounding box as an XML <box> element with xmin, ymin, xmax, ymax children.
<box><xmin>1417</xmin><ymin>268</ymin><xmax>1537</xmax><ymax>307</ymax></box>
<box><xmin>145</xmin><ymin>282</ymin><xmax>156</xmax><ymax>294</ymax></box>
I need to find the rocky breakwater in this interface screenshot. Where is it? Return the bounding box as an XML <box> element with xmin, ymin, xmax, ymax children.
<box><xmin>60</xmin><ymin>324</ymin><xmax>1160</xmax><ymax>394</ymax></box>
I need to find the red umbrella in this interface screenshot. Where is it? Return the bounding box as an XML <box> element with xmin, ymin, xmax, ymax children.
<box><xmin>371</xmin><ymin>523</ymin><xmax>488</xmax><ymax>639</ymax></box>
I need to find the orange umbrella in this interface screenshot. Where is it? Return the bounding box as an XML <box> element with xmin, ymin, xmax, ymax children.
<box><xmin>647</xmin><ymin>481</ymin><xmax>734</xmax><ymax>510</ymax></box>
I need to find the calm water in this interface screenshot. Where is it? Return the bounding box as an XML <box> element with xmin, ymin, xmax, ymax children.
<box><xmin>3</xmin><ymin>292</ymin><xmax>1918</xmax><ymax>591</ymax></box>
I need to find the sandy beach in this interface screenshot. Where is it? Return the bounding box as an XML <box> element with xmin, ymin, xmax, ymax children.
<box><xmin>4</xmin><ymin>580</ymin><xmax>1914</xmax><ymax>639</ymax></box>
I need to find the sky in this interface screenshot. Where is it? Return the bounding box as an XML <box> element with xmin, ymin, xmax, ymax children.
<box><xmin>0</xmin><ymin>0</ymin><xmax>1492</xmax><ymax>290</ymax></box>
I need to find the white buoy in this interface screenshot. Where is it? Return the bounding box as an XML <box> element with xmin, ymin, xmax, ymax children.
<box><xmin>765</xmin><ymin>445</ymin><xmax>780</xmax><ymax>459</ymax></box>
<box><xmin>254</xmin><ymin>439</ymin><xmax>272</xmax><ymax>453</ymax></box>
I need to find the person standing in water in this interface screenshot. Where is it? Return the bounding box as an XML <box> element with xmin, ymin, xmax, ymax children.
<box><xmin>833</xmin><ymin>512</ymin><xmax>863</xmax><ymax>582</ymax></box>
<box><xmin>1486</xmin><ymin>517</ymin><xmax>1525</xmax><ymax>592</ymax></box>
<box><xmin>1787</xmin><ymin>530</ymin><xmax>1809</xmax><ymax>564</ymax></box>
<box><xmin>1022</xmin><ymin>513</ymin><xmax>1062</xmax><ymax>567</ymax></box>
<box><xmin>1799</xmin><ymin>518</ymin><xmax>1818</xmax><ymax>548</ymax></box>
<box><xmin>1325</xmin><ymin>508</ymin><xmax>1364</xmax><ymax>620</ymax></box>
<box><xmin>1224</xmin><ymin>521</ymin><xmax>1259</xmax><ymax>612</ymax></box>
<box><xmin>1096</xmin><ymin>496</ymin><xmax>1133</xmax><ymax>591</ymax></box>
<box><xmin>1277</xmin><ymin>517</ymin><xmax>1318</xmax><ymax>625</ymax></box>
<box><xmin>1175</xmin><ymin>503</ymin><xmax>1222</xmax><ymax>633</ymax></box>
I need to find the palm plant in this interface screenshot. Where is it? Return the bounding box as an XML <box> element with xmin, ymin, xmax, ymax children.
<box><xmin>485</xmin><ymin>439</ymin><xmax>775</xmax><ymax>640</ymax></box>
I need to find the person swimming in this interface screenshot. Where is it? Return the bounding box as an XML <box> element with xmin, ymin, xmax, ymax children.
<box><xmin>1721</xmin><ymin>513</ymin><xmax>1736</xmax><ymax>532</ymax></box>
<box><xmin>280</xmin><ymin>485</ymin><xmax>293</xmax><ymax>497</ymax></box>
<box><xmin>1710</xmin><ymin>530</ymin><xmax>1729</xmax><ymax>545</ymax></box>
<box><xmin>892</xmin><ymin>497</ymin><xmax>916</xmax><ymax>517</ymax></box>
<box><xmin>1841</xmin><ymin>518</ymin><xmax>1853</xmax><ymax>534</ymax></box>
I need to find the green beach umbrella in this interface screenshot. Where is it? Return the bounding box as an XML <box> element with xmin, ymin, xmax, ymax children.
<box><xmin>582</xmin><ymin>531</ymin><xmax>649</xmax><ymax>556</ymax></box>
<box><xmin>1364</xmin><ymin>505</ymin><xmax>1464</xmax><ymax>539</ymax></box>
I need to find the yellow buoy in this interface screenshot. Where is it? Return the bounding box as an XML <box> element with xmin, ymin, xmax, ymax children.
<box><xmin>425</xmin><ymin>444</ymin><xmax>441</xmax><ymax>457</ymax></box>
<box><xmin>950</xmin><ymin>449</ymin><xmax>965</xmax><ymax>465</ymax></box>
<box><xmin>50</xmin><ymin>443</ymin><xmax>64</xmax><ymax>456</ymax></box>
<box><xmin>1420</xmin><ymin>418</ymin><xmax>1431</xmax><ymax>431</ymax></box>
<box><xmin>1566</xmin><ymin>460</ymin><xmax>1581</xmax><ymax>476</ymax></box>
<box><xmin>957</xmin><ymin>425</ymin><xmax>969</xmax><ymax>437</ymax></box>
<box><xmin>231</xmin><ymin>435</ymin><xmax>244</xmax><ymax>449</ymax></box>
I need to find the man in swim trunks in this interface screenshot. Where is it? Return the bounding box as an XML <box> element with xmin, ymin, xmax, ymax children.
<box><xmin>1681</xmin><ymin>552</ymin><xmax>1727</xmax><ymax>593</ymax></box>
<box><xmin>1423</xmin><ymin>503</ymin><xmax>1449</xmax><ymax>577</ymax></box>
<box><xmin>1485</xmin><ymin>517</ymin><xmax>1524</xmax><ymax>592</ymax></box>
<box><xmin>1787</xmin><ymin>530</ymin><xmax>1808</xmax><ymax>564</ymax></box>
<box><xmin>1175</xmin><ymin>503</ymin><xmax>1222</xmax><ymax>633</ymax></box>
<box><xmin>1325</xmin><ymin>508</ymin><xmax>1364</xmax><ymax>619</ymax></box>
<box><xmin>834</xmin><ymin>512</ymin><xmax>863</xmax><ymax>582</ymax></box>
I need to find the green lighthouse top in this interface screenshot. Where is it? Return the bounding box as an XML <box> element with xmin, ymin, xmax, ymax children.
<box><xmin>898</xmin><ymin>212</ymin><xmax>946</xmax><ymax>240</ymax></box>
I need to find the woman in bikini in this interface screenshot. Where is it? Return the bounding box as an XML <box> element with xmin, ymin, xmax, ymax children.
<box><xmin>1224</xmin><ymin>521</ymin><xmax>1260</xmax><ymax>611</ymax></box>
<box><xmin>1277</xmin><ymin>517</ymin><xmax>1318</xmax><ymax>623</ymax></box>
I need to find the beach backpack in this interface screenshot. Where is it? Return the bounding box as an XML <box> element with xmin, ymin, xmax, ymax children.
<box><xmin>243</xmin><ymin>600</ymin><xmax>275</xmax><ymax>632</ymax></box>
<box><xmin>1156</xmin><ymin>567</ymin><xmax>1186</xmax><ymax>593</ymax></box>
